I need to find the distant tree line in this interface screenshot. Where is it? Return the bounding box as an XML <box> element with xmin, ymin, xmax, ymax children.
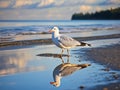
<box><xmin>71</xmin><ymin>7</ymin><xmax>120</xmax><ymax>20</ymax></box>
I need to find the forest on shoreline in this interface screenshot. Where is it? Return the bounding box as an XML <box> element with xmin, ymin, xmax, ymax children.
<box><xmin>71</xmin><ymin>7</ymin><xmax>120</xmax><ymax>20</ymax></box>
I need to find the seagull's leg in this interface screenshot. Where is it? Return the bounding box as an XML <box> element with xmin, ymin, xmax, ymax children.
<box><xmin>67</xmin><ymin>56</ymin><xmax>70</xmax><ymax>63</ymax></box>
<box><xmin>61</xmin><ymin>49</ymin><xmax>64</xmax><ymax>57</ymax></box>
<box><xmin>60</xmin><ymin>56</ymin><xmax>64</xmax><ymax>64</ymax></box>
<box><xmin>67</xmin><ymin>49</ymin><xmax>70</xmax><ymax>57</ymax></box>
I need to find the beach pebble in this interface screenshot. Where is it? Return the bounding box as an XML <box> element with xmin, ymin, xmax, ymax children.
<box><xmin>112</xmin><ymin>74</ymin><xmax>119</xmax><ymax>79</ymax></box>
<box><xmin>101</xmin><ymin>68</ymin><xmax>110</xmax><ymax>71</ymax></box>
<box><xmin>79</xmin><ymin>85</ymin><xmax>85</xmax><ymax>89</ymax></box>
<box><xmin>103</xmin><ymin>87</ymin><xmax>108</xmax><ymax>90</ymax></box>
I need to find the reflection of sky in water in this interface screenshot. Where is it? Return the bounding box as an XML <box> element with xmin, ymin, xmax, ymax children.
<box><xmin>0</xmin><ymin>38</ymin><xmax>120</xmax><ymax>90</ymax></box>
<box><xmin>0</xmin><ymin>48</ymin><xmax>46</xmax><ymax>76</ymax></box>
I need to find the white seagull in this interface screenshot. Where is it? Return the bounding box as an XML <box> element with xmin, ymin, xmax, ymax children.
<box><xmin>49</xmin><ymin>27</ymin><xmax>91</xmax><ymax>56</ymax></box>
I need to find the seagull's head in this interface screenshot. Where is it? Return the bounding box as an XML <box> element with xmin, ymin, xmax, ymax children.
<box><xmin>50</xmin><ymin>81</ymin><xmax>60</xmax><ymax>87</ymax></box>
<box><xmin>49</xmin><ymin>27</ymin><xmax>59</xmax><ymax>33</ymax></box>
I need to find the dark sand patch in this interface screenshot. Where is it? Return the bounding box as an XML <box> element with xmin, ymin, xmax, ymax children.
<box><xmin>37</xmin><ymin>53</ymin><xmax>69</xmax><ymax>58</ymax></box>
<box><xmin>83</xmin><ymin>43</ymin><xmax>120</xmax><ymax>90</ymax></box>
<box><xmin>90</xmin><ymin>83</ymin><xmax>120</xmax><ymax>90</ymax></box>
<box><xmin>0</xmin><ymin>39</ymin><xmax>52</xmax><ymax>47</ymax></box>
<box><xmin>0</xmin><ymin>34</ymin><xmax>120</xmax><ymax>48</ymax></box>
<box><xmin>86</xmin><ymin>44</ymin><xmax>120</xmax><ymax>70</ymax></box>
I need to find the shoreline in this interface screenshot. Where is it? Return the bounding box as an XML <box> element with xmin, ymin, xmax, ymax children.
<box><xmin>0</xmin><ymin>33</ymin><xmax>120</xmax><ymax>48</ymax></box>
<box><xmin>86</xmin><ymin>44</ymin><xmax>120</xmax><ymax>70</ymax></box>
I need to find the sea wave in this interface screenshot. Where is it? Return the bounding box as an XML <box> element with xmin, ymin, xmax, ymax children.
<box><xmin>0</xmin><ymin>20</ymin><xmax>120</xmax><ymax>42</ymax></box>
<box><xmin>0</xmin><ymin>24</ymin><xmax>119</xmax><ymax>37</ymax></box>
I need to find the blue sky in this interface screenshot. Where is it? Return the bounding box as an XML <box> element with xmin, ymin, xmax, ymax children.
<box><xmin>0</xmin><ymin>0</ymin><xmax>120</xmax><ymax>20</ymax></box>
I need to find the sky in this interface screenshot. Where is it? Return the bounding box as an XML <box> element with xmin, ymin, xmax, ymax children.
<box><xmin>0</xmin><ymin>0</ymin><xmax>120</xmax><ymax>20</ymax></box>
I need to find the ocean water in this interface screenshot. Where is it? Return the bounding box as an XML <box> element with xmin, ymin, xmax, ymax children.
<box><xmin>0</xmin><ymin>20</ymin><xmax>120</xmax><ymax>39</ymax></box>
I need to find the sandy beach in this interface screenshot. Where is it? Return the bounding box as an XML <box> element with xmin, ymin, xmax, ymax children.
<box><xmin>85</xmin><ymin>44</ymin><xmax>120</xmax><ymax>90</ymax></box>
<box><xmin>0</xmin><ymin>33</ymin><xmax>120</xmax><ymax>90</ymax></box>
<box><xmin>86</xmin><ymin>44</ymin><xmax>120</xmax><ymax>70</ymax></box>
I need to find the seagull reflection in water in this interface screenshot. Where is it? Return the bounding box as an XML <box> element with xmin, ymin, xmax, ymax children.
<box><xmin>50</xmin><ymin>56</ymin><xmax>91</xmax><ymax>87</ymax></box>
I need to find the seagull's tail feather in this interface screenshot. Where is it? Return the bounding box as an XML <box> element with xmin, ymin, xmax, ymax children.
<box><xmin>86</xmin><ymin>43</ymin><xmax>91</xmax><ymax>47</ymax></box>
<box><xmin>77</xmin><ymin>42</ymin><xmax>91</xmax><ymax>47</ymax></box>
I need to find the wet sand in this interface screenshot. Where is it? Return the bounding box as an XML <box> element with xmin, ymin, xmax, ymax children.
<box><xmin>91</xmin><ymin>83</ymin><xmax>120</xmax><ymax>90</ymax></box>
<box><xmin>0</xmin><ymin>34</ymin><xmax>120</xmax><ymax>90</ymax></box>
<box><xmin>85</xmin><ymin>44</ymin><xmax>120</xmax><ymax>90</ymax></box>
<box><xmin>0</xmin><ymin>34</ymin><xmax>120</xmax><ymax>47</ymax></box>
<box><xmin>86</xmin><ymin>44</ymin><xmax>120</xmax><ymax>70</ymax></box>
<box><xmin>0</xmin><ymin>34</ymin><xmax>120</xmax><ymax>70</ymax></box>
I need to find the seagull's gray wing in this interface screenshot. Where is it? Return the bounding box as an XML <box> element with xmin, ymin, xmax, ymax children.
<box><xmin>60</xmin><ymin>66</ymin><xmax>81</xmax><ymax>77</ymax></box>
<box><xmin>58</xmin><ymin>35</ymin><xmax>80</xmax><ymax>47</ymax></box>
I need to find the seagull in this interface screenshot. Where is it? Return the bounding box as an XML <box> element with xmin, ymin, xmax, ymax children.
<box><xmin>49</xmin><ymin>27</ymin><xmax>91</xmax><ymax>56</ymax></box>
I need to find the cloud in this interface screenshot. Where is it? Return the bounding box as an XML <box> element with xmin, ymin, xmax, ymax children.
<box><xmin>0</xmin><ymin>0</ymin><xmax>104</xmax><ymax>9</ymax></box>
<box><xmin>0</xmin><ymin>0</ymin><xmax>11</xmax><ymax>8</ymax></box>
<box><xmin>60</xmin><ymin>0</ymin><xmax>106</xmax><ymax>7</ymax></box>
<box><xmin>0</xmin><ymin>6</ymin><xmax>75</xmax><ymax>20</ymax></box>
<box><xmin>0</xmin><ymin>0</ymin><xmax>119</xmax><ymax>20</ymax></box>
<box><xmin>11</xmin><ymin>0</ymin><xmax>56</xmax><ymax>9</ymax></box>
<box><xmin>87</xmin><ymin>0</ymin><xmax>97</xmax><ymax>4</ymax></box>
<box><xmin>79</xmin><ymin>0</ymin><xmax>98</xmax><ymax>4</ymax></box>
<box><xmin>80</xmin><ymin>5</ymin><xmax>92</xmax><ymax>11</ymax></box>
<box><xmin>12</xmin><ymin>0</ymin><xmax>60</xmax><ymax>9</ymax></box>
<box><xmin>38</xmin><ymin>0</ymin><xmax>54</xmax><ymax>7</ymax></box>
<box><xmin>13</xmin><ymin>0</ymin><xmax>55</xmax><ymax>8</ymax></box>
<box><xmin>54</xmin><ymin>0</ymin><xmax>64</xmax><ymax>6</ymax></box>
<box><xmin>95</xmin><ymin>6</ymin><xmax>102</xmax><ymax>11</ymax></box>
<box><xmin>13</xmin><ymin>0</ymin><xmax>34</xmax><ymax>8</ymax></box>
<box><xmin>79</xmin><ymin>5</ymin><xmax>92</xmax><ymax>13</ymax></box>
<box><xmin>109</xmin><ymin>0</ymin><xmax>120</xmax><ymax>4</ymax></box>
<box><xmin>99</xmin><ymin>0</ymin><xmax>120</xmax><ymax>6</ymax></box>
<box><xmin>0</xmin><ymin>0</ymin><xmax>119</xmax><ymax>9</ymax></box>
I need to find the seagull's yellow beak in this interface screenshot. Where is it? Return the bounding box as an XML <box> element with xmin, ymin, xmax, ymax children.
<box><xmin>50</xmin><ymin>82</ymin><xmax>55</xmax><ymax>85</ymax></box>
<box><xmin>50</xmin><ymin>82</ymin><xmax>59</xmax><ymax>87</ymax></box>
<box><xmin>49</xmin><ymin>30</ymin><xmax>53</xmax><ymax>33</ymax></box>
